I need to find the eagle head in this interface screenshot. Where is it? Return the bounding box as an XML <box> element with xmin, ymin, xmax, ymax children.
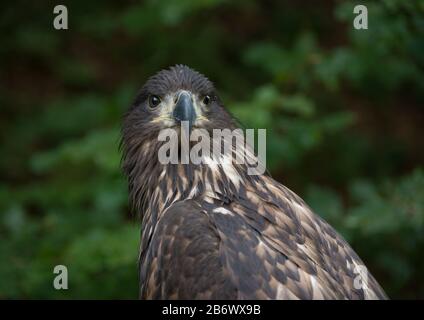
<box><xmin>125</xmin><ymin>65</ymin><xmax>236</xmax><ymax>134</ymax></box>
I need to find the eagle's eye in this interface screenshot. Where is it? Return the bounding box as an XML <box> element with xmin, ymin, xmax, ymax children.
<box><xmin>148</xmin><ymin>95</ymin><xmax>161</xmax><ymax>108</ymax></box>
<box><xmin>202</xmin><ymin>95</ymin><xmax>211</xmax><ymax>105</ymax></box>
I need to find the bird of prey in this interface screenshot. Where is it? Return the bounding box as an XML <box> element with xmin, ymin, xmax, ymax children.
<box><xmin>121</xmin><ymin>65</ymin><xmax>387</xmax><ymax>300</ymax></box>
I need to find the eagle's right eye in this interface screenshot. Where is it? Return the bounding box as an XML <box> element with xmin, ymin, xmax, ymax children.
<box><xmin>148</xmin><ymin>95</ymin><xmax>161</xmax><ymax>108</ymax></box>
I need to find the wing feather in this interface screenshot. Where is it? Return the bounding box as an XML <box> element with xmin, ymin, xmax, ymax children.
<box><xmin>140</xmin><ymin>175</ymin><xmax>387</xmax><ymax>300</ymax></box>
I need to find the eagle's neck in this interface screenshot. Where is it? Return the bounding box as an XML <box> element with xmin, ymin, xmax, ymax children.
<box><xmin>143</xmin><ymin>155</ymin><xmax>257</xmax><ymax>223</ymax></box>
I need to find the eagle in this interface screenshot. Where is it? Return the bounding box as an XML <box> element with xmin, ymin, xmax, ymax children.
<box><xmin>121</xmin><ymin>65</ymin><xmax>387</xmax><ymax>300</ymax></box>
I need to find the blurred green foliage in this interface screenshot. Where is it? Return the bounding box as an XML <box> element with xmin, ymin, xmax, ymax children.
<box><xmin>0</xmin><ymin>0</ymin><xmax>423</xmax><ymax>299</ymax></box>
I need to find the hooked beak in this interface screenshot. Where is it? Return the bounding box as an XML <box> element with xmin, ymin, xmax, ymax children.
<box><xmin>173</xmin><ymin>91</ymin><xmax>196</xmax><ymax>129</ymax></box>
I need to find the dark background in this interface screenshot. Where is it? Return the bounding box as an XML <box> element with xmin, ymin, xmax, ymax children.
<box><xmin>0</xmin><ymin>0</ymin><xmax>423</xmax><ymax>299</ymax></box>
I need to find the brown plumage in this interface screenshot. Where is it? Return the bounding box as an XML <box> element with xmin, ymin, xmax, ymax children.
<box><xmin>121</xmin><ymin>65</ymin><xmax>387</xmax><ymax>300</ymax></box>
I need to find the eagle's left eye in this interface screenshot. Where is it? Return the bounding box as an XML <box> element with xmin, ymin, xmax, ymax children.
<box><xmin>203</xmin><ymin>95</ymin><xmax>211</xmax><ymax>105</ymax></box>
